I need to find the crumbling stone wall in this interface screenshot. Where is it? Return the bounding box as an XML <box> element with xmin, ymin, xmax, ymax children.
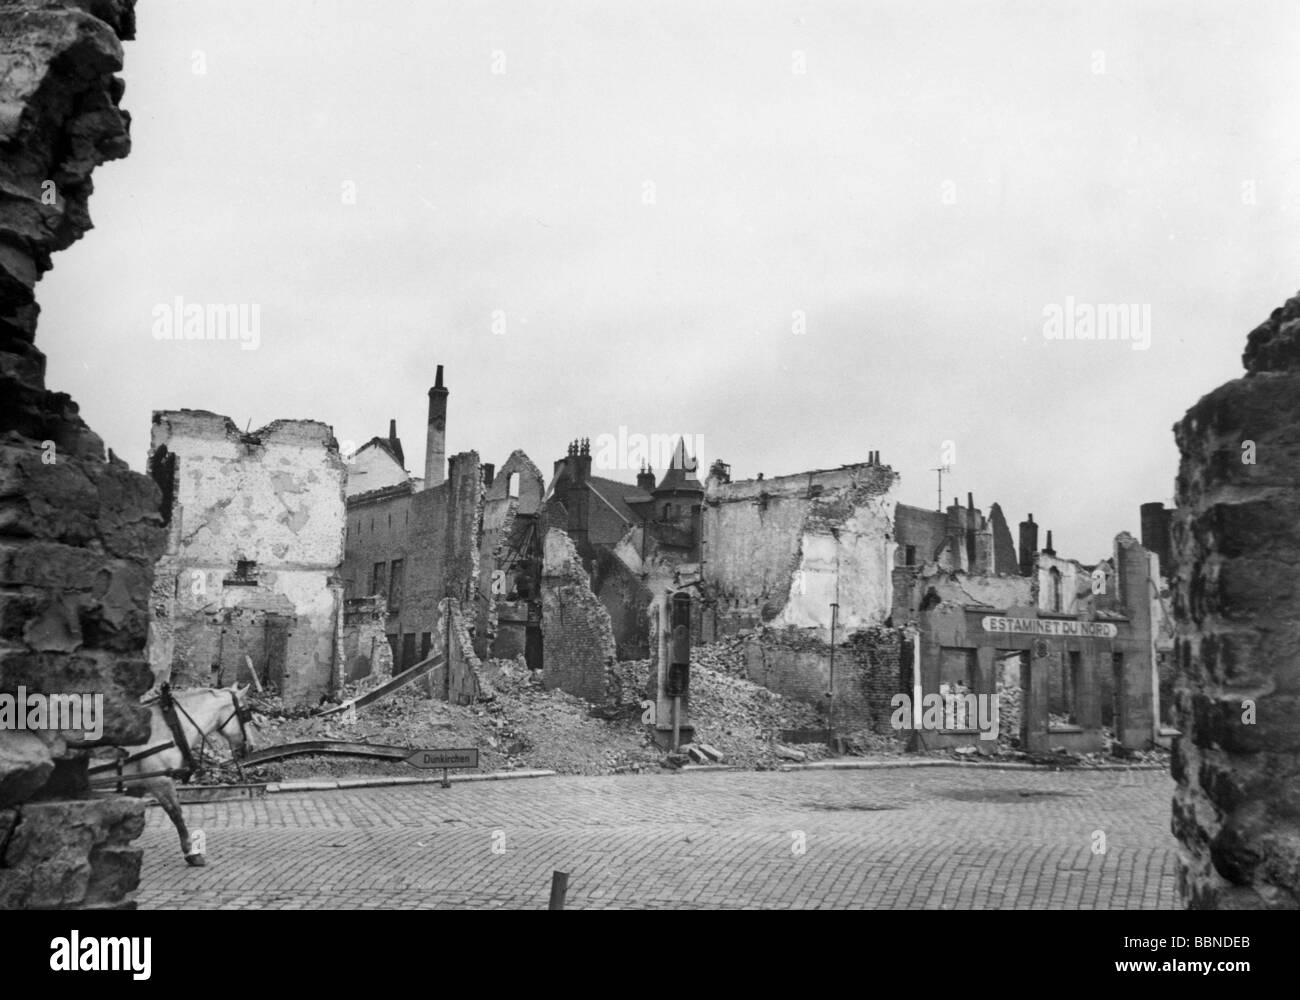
<box><xmin>1170</xmin><ymin>289</ymin><xmax>1300</xmax><ymax>909</ymax></box>
<box><xmin>146</xmin><ymin>411</ymin><xmax>346</xmax><ymax>706</ymax></box>
<box><xmin>476</xmin><ymin>450</ymin><xmax>544</xmax><ymax>660</ymax></box>
<box><xmin>0</xmin><ymin>0</ymin><xmax>164</xmax><ymax>908</ymax></box>
<box><xmin>541</xmin><ymin>528</ymin><xmax>620</xmax><ymax>707</ymax></box>
<box><xmin>429</xmin><ymin>598</ymin><xmax>488</xmax><ymax>705</ymax></box>
<box><xmin>341</xmin><ymin>595</ymin><xmax>393</xmax><ymax>681</ymax></box>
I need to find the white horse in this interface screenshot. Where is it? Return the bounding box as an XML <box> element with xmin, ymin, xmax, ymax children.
<box><xmin>90</xmin><ymin>683</ymin><xmax>260</xmax><ymax>866</ymax></box>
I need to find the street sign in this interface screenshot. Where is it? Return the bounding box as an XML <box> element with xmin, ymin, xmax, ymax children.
<box><xmin>405</xmin><ymin>748</ymin><xmax>479</xmax><ymax>770</ymax></box>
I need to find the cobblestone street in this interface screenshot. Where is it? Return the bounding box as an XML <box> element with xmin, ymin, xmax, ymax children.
<box><xmin>133</xmin><ymin>766</ymin><xmax>1179</xmax><ymax>909</ymax></box>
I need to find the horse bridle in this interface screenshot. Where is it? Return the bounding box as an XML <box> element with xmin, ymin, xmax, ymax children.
<box><xmin>172</xmin><ymin>687</ymin><xmax>254</xmax><ymax>762</ymax></box>
<box><xmin>215</xmin><ymin>689</ymin><xmax>255</xmax><ymax>759</ymax></box>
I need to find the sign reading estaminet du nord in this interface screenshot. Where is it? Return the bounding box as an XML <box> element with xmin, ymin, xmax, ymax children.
<box><xmin>405</xmin><ymin>748</ymin><xmax>479</xmax><ymax>770</ymax></box>
<box><xmin>981</xmin><ymin>616</ymin><xmax>1118</xmax><ymax>639</ymax></box>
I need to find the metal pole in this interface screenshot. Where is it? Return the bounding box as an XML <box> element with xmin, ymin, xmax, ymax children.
<box><xmin>549</xmin><ymin>871</ymin><xmax>569</xmax><ymax>910</ymax></box>
<box><xmin>673</xmin><ymin>695</ymin><xmax>681</xmax><ymax>750</ymax></box>
<box><xmin>828</xmin><ymin>602</ymin><xmax>839</xmax><ymax>750</ymax></box>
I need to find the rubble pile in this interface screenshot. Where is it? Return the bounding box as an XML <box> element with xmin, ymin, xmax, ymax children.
<box><xmin>248</xmin><ymin>651</ymin><xmax>842</xmax><ymax>779</ymax></box>
<box><xmin>997</xmin><ymin>678</ymin><xmax>1022</xmax><ymax>745</ymax></box>
<box><xmin>687</xmin><ymin>635</ymin><xmax>750</xmax><ymax>676</ymax></box>
<box><xmin>618</xmin><ymin>657</ymin><xmax>835</xmax><ymax>769</ymax></box>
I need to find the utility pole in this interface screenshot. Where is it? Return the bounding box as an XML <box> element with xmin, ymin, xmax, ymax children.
<box><xmin>827</xmin><ymin>601</ymin><xmax>839</xmax><ymax>752</ymax></box>
<box><xmin>932</xmin><ymin>465</ymin><xmax>952</xmax><ymax>512</ymax></box>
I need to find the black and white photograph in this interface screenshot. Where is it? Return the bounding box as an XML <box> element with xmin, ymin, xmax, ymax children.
<box><xmin>0</xmin><ymin>0</ymin><xmax>1294</xmax><ymax>972</ymax></box>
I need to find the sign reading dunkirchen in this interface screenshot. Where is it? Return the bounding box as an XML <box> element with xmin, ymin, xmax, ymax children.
<box><xmin>980</xmin><ymin>616</ymin><xmax>1118</xmax><ymax>639</ymax></box>
<box><xmin>405</xmin><ymin>748</ymin><xmax>479</xmax><ymax>769</ymax></box>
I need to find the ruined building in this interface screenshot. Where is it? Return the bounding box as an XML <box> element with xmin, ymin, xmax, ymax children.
<box><xmin>145</xmin><ymin>411</ymin><xmax>348</xmax><ymax>706</ymax></box>
<box><xmin>534</xmin><ymin>421</ymin><xmax>1174</xmax><ymax>758</ymax></box>
<box><xmin>544</xmin><ymin>437</ymin><xmax>704</xmax><ymax>661</ymax></box>
<box><xmin>893</xmin><ymin>496</ymin><xmax>1173</xmax><ymax>754</ymax></box>
<box><xmin>691</xmin><ymin>454</ymin><xmax>903</xmax><ymax>738</ymax></box>
<box><xmin>477</xmin><ymin>448</ymin><xmax>546</xmax><ymax>669</ymax></box>
<box><xmin>341</xmin><ymin>368</ymin><xmax>545</xmax><ymax>701</ymax></box>
<box><xmin>1169</xmin><ymin>289</ymin><xmax>1300</xmax><ymax>909</ymax></box>
<box><xmin>1</xmin><ymin>0</ymin><xmax>162</xmax><ymax>908</ymax></box>
<box><xmin>540</xmin><ymin>438</ymin><xmax>707</xmax><ymax>740</ymax></box>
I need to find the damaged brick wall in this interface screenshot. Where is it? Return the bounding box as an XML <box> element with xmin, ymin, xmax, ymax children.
<box><xmin>843</xmin><ymin>626</ymin><xmax>909</xmax><ymax>735</ymax></box>
<box><xmin>735</xmin><ymin>626</ymin><xmax>907</xmax><ymax>735</ymax></box>
<box><xmin>343</xmin><ymin>450</ymin><xmax>483</xmax><ymax>672</ymax></box>
<box><xmin>0</xmin><ymin>0</ymin><xmax>164</xmax><ymax>908</ymax></box>
<box><xmin>1170</xmin><ymin>289</ymin><xmax>1300</xmax><ymax>909</ymax></box>
<box><xmin>146</xmin><ymin>411</ymin><xmax>346</xmax><ymax>706</ymax></box>
<box><xmin>541</xmin><ymin>528</ymin><xmax>620</xmax><ymax>707</ymax></box>
<box><xmin>406</xmin><ymin>451</ymin><xmax>482</xmax><ymax>632</ymax></box>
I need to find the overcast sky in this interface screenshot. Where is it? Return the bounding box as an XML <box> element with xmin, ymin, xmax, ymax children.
<box><xmin>38</xmin><ymin>0</ymin><xmax>1300</xmax><ymax>558</ymax></box>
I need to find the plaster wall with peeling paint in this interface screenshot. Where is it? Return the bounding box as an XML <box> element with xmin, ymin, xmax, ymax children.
<box><xmin>145</xmin><ymin>410</ymin><xmax>346</xmax><ymax>705</ymax></box>
<box><xmin>701</xmin><ymin>461</ymin><xmax>899</xmax><ymax>639</ymax></box>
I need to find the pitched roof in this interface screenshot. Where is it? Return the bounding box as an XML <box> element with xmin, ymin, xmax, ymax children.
<box><xmin>655</xmin><ymin>439</ymin><xmax>703</xmax><ymax>493</ymax></box>
<box><xmin>355</xmin><ymin>436</ymin><xmax>405</xmax><ymax>469</ymax></box>
<box><xmin>587</xmin><ymin>475</ymin><xmax>646</xmax><ymax>523</ymax></box>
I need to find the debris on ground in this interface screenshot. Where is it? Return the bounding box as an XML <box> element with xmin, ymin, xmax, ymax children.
<box><xmin>232</xmin><ymin>647</ymin><xmax>859</xmax><ymax>780</ymax></box>
<box><xmin>208</xmin><ymin>642</ymin><xmax>1167</xmax><ymax>782</ymax></box>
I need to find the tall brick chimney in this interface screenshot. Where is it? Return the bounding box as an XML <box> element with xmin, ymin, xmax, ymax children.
<box><xmin>387</xmin><ymin>418</ymin><xmax>404</xmax><ymax>467</ymax></box>
<box><xmin>1018</xmin><ymin>514</ymin><xmax>1038</xmax><ymax>576</ymax></box>
<box><xmin>424</xmin><ymin>365</ymin><xmax>448</xmax><ymax>489</ymax></box>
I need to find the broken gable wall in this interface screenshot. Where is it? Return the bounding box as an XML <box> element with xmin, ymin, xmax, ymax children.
<box><xmin>477</xmin><ymin>450</ymin><xmax>544</xmax><ymax>661</ymax></box>
<box><xmin>345</xmin><ymin>441</ymin><xmax>408</xmax><ymax>497</ymax></box>
<box><xmin>147</xmin><ymin>411</ymin><xmax>346</xmax><ymax>705</ymax></box>
<box><xmin>702</xmin><ymin>463</ymin><xmax>898</xmax><ymax>637</ymax></box>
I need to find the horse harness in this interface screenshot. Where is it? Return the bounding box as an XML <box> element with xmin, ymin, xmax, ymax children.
<box><xmin>87</xmin><ymin>684</ymin><xmax>251</xmax><ymax>792</ymax></box>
